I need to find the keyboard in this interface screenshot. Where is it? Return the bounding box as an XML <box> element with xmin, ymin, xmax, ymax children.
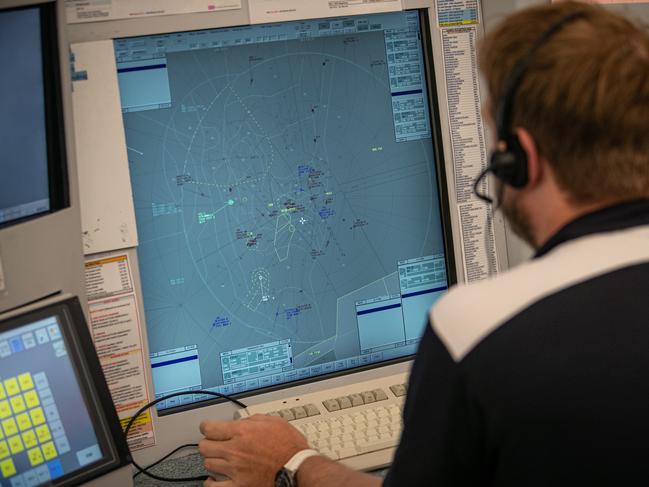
<box><xmin>234</xmin><ymin>373</ymin><xmax>408</xmax><ymax>471</ymax></box>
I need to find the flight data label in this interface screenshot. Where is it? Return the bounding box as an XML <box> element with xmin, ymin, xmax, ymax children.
<box><xmin>220</xmin><ymin>340</ymin><xmax>293</xmax><ymax>384</ymax></box>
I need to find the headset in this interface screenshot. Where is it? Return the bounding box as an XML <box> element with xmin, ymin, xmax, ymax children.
<box><xmin>474</xmin><ymin>11</ymin><xmax>588</xmax><ymax>204</ymax></box>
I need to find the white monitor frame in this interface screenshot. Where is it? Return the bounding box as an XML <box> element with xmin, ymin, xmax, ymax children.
<box><xmin>0</xmin><ymin>0</ymin><xmax>86</xmax><ymax>315</ymax></box>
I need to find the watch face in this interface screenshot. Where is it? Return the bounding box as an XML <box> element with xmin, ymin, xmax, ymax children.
<box><xmin>275</xmin><ymin>468</ymin><xmax>294</xmax><ymax>487</ymax></box>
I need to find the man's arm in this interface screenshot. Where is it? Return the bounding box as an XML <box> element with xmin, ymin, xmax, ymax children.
<box><xmin>199</xmin><ymin>414</ymin><xmax>380</xmax><ymax>487</ymax></box>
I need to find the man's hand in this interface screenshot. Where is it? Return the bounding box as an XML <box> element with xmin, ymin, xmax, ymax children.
<box><xmin>199</xmin><ymin>414</ymin><xmax>310</xmax><ymax>487</ymax></box>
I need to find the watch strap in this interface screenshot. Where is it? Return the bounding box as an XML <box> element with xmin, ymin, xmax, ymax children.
<box><xmin>284</xmin><ymin>449</ymin><xmax>320</xmax><ymax>474</ymax></box>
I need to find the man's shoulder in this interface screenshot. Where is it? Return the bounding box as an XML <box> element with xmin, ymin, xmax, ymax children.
<box><xmin>431</xmin><ymin>225</ymin><xmax>649</xmax><ymax>362</ymax></box>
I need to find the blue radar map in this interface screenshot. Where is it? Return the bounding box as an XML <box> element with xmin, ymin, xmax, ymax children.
<box><xmin>115</xmin><ymin>11</ymin><xmax>450</xmax><ymax>409</ymax></box>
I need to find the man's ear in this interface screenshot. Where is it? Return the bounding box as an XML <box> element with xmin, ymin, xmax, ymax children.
<box><xmin>515</xmin><ymin>128</ymin><xmax>542</xmax><ymax>188</ymax></box>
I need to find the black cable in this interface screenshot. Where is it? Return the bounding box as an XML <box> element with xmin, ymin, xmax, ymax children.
<box><xmin>473</xmin><ymin>165</ymin><xmax>494</xmax><ymax>204</ymax></box>
<box><xmin>133</xmin><ymin>443</ymin><xmax>198</xmax><ymax>479</ymax></box>
<box><xmin>124</xmin><ymin>390</ymin><xmax>247</xmax><ymax>483</ymax></box>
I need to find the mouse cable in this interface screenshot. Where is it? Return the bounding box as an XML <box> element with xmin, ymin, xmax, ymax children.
<box><xmin>124</xmin><ymin>390</ymin><xmax>248</xmax><ymax>483</ymax></box>
<box><xmin>133</xmin><ymin>443</ymin><xmax>197</xmax><ymax>479</ymax></box>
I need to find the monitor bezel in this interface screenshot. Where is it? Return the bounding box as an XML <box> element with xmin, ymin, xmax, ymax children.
<box><xmin>0</xmin><ymin>1</ymin><xmax>69</xmax><ymax>230</ymax></box>
<box><xmin>0</xmin><ymin>297</ymin><xmax>131</xmax><ymax>485</ymax></box>
<box><xmin>116</xmin><ymin>8</ymin><xmax>458</xmax><ymax>416</ymax></box>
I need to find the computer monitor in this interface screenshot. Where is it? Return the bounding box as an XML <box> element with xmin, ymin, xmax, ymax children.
<box><xmin>0</xmin><ymin>1</ymin><xmax>83</xmax><ymax>315</ymax></box>
<box><xmin>0</xmin><ymin>2</ymin><xmax>68</xmax><ymax>227</ymax></box>
<box><xmin>0</xmin><ymin>296</ymin><xmax>131</xmax><ymax>485</ymax></box>
<box><xmin>115</xmin><ymin>9</ymin><xmax>455</xmax><ymax>413</ymax></box>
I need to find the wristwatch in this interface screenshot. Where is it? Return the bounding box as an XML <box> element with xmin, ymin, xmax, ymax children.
<box><xmin>275</xmin><ymin>449</ymin><xmax>320</xmax><ymax>487</ymax></box>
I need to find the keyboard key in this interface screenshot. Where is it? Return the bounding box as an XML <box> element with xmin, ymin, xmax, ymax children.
<box><xmin>337</xmin><ymin>397</ymin><xmax>352</xmax><ymax>409</ymax></box>
<box><xmin>358</xmin><ymin>437</ymin><xmax>399</xmax><ymax>454</ymax></box>
<box><xmin>389</xmin><ymin>384</ymin><xmax>406</xmax><ymax>397</ymax></box>
<box><xmin>322</xmin><ymin>399</ymin><xmax>340</xmax><ymax>412</ymax></box>
<box><xmin>304</xmin><ymin>404</ymin><xmax>320</xmax><ymax>417</ymax></box>
<box><xmin>361</xmin><ymin>391</ymin><xmax>375</xmax><ymax>404</ymax></box>
<box><xmin>348</xmin><ymin>394</ymin><xmax>364</xmax><ymax>407</ymax></box>
<box><xmin>279</xmin><ymin>409</ymin><xmax>295</xmax><ymax>421</ymax></box>
<box><xmin>373</xmin><ymin>389</ymin><xmax>388</xmax><ymax>401</ymax></box>
<box><xmin>292</xmin><ymin>407</ymin><xmax>307</xmax><ymax>419</ymax></box>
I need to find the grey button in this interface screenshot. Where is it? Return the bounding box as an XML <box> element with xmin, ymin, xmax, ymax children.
<box><xmin>348</xmin><ymin>394</ymin><xmax>364</xmax><ymax>407</ymax></box>
<box><xmin>35</xmin><ymin>465</ymin><xmax>50</xmax><ymax>483</ymax></box>
<box><xmin>33</xmin><ymin>372</ymin><xmax>48</xmax><ymax>390</ymax></box>
<box><xmin>279</xmin><ymin>409</ymin><xmax>295</xmax><ymax>421</ymax></box>
<box><xmin>44</xmin><ymin>404</ymin><xmax>60</xmax><ymax>422</ymax></box>
<box><xmin>10</xmin><ymin>474</ymin><xmax>25</xmax><ymax>487</ymax></box>
<box><xmin>292</xmin><ymin>406</ymin><xmax>307</xmax><ymax>419</ymax></box>
<box><xmin>361</xmin><ymin>391</ymin><xmax>375</xmax><ymax>404</ymax></box>
<box><xmin>50</xmin><ymin>420</ymin><xmax>65</xmax><ymax>438</ymax></box>
<box><xmin>39</xmin><ymin>387</ymin><xmax>52</xmax><ymax>399</ymax></box>
<box><xmin>337</xmin><ymin>397</ymin><xmax>352</xmax><ymax>409</ymax></box>
<box><xmin>373</xmin><ymin>389</ymin><xmax>388</xmax><ymax>401</ymax></box>
<box><xmin>23</xmin><ymin>470</ymin><xmax>39</xmax><ymax>487</ymax></box>
<box><xmin>55</xmin><ymin>435</ymin><xmax>70</xmax><ymax>454</ymax></box>
<box><xmin>76</xmin><ymin>444</ymin><xmax>102</xmax><ymax>467</ymax></box>
<box><xmin>389</xmin><ymin>384</ymin><xmax>407</xmax><ymax>397</ymax></box>
<box><xmin>267</xmin><ymin>411</ymin><xmax>282</xmax><ymax>417</ymax></box>
<box><xmin>322</xmin><ymin>399</ymin><xmax>340</xmax><ymax>412</ymax></box>
<box><xmin>304</xmin><ymin>404</ymin><xmax>320</xmax><ymax>416</ymax></box>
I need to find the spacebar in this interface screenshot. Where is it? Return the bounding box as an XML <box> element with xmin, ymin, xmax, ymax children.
<box><xmin>357</xmin><ymin>438</ymin><xmax>399</xmax><ymax>454</ymax></box>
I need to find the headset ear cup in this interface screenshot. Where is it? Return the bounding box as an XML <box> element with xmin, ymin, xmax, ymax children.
<box><xmin>507</xmin><ymin>135</ymin><xmax>529</xmax><ymax>188</ymax></box>
<box><xmin>490</xmin><ymin>135</ymin><xmax>529</xmax><ymax>188</ymax></box>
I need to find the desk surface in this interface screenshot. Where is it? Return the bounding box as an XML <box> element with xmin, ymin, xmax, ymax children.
<box><xmin>133</xmin><ymin>452</ymin><xmax>388</xmax><ymax>486</ymax></box>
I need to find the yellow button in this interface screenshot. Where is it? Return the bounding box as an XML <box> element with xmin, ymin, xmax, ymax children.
<box><xmin>0</xmin><ymin>458</ymin><xmax>16</xmax><ymax>478</ymax></box>
<box><xmin>7</xmin><ymin>435</ymin><xmax>23</xmax><ymax>454</ymax></box>
<box><xmin>0</xmin><ymin>384</ymin><xmax>5</xmax><ymax>400</ymax></box>
<box><xmin>27</xmin><ymin>446</ymin><xmax>44</xmax><ymax>467</ymax></box>
<box><xmin>16</xmin><ymin>413</ymin><xmax>31</xmax><ymax>432</ymax></box>
<box><xmin>10</xmin><ymin>395</ymin><xmax>26</xmax><ymax>414</ymax></box>
<box><xmin>3</xmin><ymin>379</ymin><xmax>19</xmax><ymax>397</ymax></box>
<box><xmin>22</xmin><ymin>430</ymin><xmax>37</xmax><ymax>449</ymax></box>
<box><xmin>1</xmin><ymin>418</ymin><xmax>17</xmax><ymax>437</ymax></box>
<box><xmin>23</xmin><ymin>391</ymin><xmax>39</xmax><ymax>409</ymax></box>
<box><xmin>0</xmin><ymin>441</ymin><xmax>8</xmax><ymax>460</ymax></box>
<box><xmin>0</xmin><ymin>401</ymin><xmax>10</xmax><ymax>420</ymax></box>
<box><xmin>18</xmin><ymin>373</ymin><xmax>34</xmax><ymax>391</ymax></box>
<box><xmin>35</xmin><ymin>424</ymin><xmax>51</xmax><ymax>443</ymax></box>
<box><xmin>41</xmin><ymin>441</ymin><xmax>57</xmax><ymax>461</ymax></box>
<box><xmin>29</xmin><ymin>408</ymin><xmax>45</xmax><ymax>426</ymax></box>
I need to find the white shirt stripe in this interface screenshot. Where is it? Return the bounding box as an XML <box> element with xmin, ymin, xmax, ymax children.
<box><xmin>431</xmin><ymin>225</ymin><xmax>649</xmax><ymax>362</ymax></box>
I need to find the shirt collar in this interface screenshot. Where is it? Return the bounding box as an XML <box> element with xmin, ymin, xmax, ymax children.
<box><xmin>535</xmin><ymin>199</ymin><xmax>649</xmax><ymax>258</ymax></box>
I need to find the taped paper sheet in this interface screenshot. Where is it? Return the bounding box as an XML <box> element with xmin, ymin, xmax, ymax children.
<box><xmin>249</xmin><ymin>0</ymin><xmax>402</xmax><ymax>24</ymax></box>
<box><xmin>437</xmin><ymin>0</ymin><xmax>499</xmax><ymax>282</ymax></box>
<box><xmin>85</xmin><ymin>254</ymin><xmax>155</xmax><ymax>450</ymax></box>
<box><xmin>71</xmin><ymin>40</ymin><xmax>138</xmax><ymax>255</ymax></box>
<box><xmin>66</xmin><ymin>0</ymin><xmax>242</xmax><ymax>24</ymax></box>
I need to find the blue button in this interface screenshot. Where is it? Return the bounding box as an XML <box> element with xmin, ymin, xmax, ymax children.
<box><xmin>9</xmin><ymin>337</ymin><xmax>23</xmax><ymax>353</ymax></box>
<box><xmin>48</xmin><ymin>459</ymin><xmax>64</xmax><ymax>479</ymax></box>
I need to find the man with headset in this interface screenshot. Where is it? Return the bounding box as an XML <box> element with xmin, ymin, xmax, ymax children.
<box><xmin>198</xmin><ymin>2</ymin><xmax>649</xmax><ymax>485</ymax></box>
